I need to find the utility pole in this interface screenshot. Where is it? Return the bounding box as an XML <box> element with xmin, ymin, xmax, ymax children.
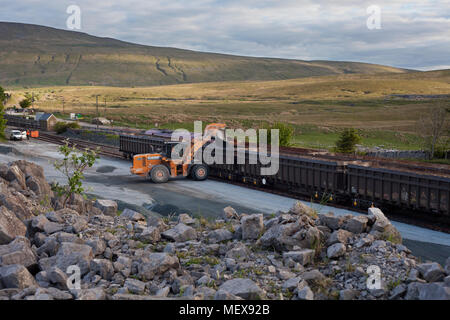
<box><xmin>96</xmin><ymin>95</ymin><xmax>99</xmax><ymax>129</ymax></box>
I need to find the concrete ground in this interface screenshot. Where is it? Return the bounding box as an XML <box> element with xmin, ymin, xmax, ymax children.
<box><xmin>1</xmin><ymin>139</ymin><xmax>449</xmax><ymax>264</ymax></box>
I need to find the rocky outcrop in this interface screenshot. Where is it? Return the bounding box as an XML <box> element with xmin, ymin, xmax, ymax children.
<box><xmin>0</xmin><ymin>160</ymin><xmax>448</xmax><ymax>300</ymax></box>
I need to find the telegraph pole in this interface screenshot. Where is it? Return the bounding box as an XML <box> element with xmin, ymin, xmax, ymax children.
<box><xmin>96</xmin><ymin>95</ymin><xmax>99</xmax><ymax>129</ymax></box>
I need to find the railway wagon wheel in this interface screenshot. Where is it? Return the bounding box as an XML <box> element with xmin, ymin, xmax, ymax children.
<box><xmin>150</xmin><ymin>165</ymin><xmax>170</xmax><ymax>183</ymax></box>
<box><xmin>191</xmin><ymin>164</ymin><xmax>209</xmax><ymax>181</ymax></box>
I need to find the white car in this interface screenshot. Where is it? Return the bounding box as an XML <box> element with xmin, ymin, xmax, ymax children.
<box><xmin>10</xmin><ymin>130</ymin><xmax>27</xmax><ymax>141</ymax></box>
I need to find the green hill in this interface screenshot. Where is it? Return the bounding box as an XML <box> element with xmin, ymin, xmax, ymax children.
<box><xmin>0</xmin><ymin>22</ymin><xmax>410</xmax><ymax>87</ymax></box>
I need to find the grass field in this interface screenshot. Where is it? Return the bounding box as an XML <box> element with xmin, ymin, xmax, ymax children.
<box><xmin>5</xmin><ymin>69</ymin><xmax>450</xmax><ymax>151</ymax></box>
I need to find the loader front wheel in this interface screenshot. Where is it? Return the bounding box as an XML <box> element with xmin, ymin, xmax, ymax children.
<box><xmin>150</xmin><ymin>165</ymin><xmax>170</xmax><ymax>183</ymax></box>
<box><xmin>191</xmin><ymin>164</ymin><xmax>209</xmax><ymax>181</ymax></box>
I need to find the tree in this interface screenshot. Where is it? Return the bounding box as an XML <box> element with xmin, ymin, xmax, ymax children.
<box><xmin>417</xmin><ymin>104</ymin><xmax>448</xmax><ymax>159</ymax></box>
<box><xmin>335</xmin><ymin>128</ymin><xmax>361</xmax><ymax>153</ymax></box>
<box><xmin>261</xmin><ymin>122</ymin><xmax>294</xmax><ymax>147</ymax></box>
<box><xmin>52</xmin><ymin>141</ymin><xmax>99</xmax><ymax>207</ymax></box>
<box><xmin>19</xmin><ymin>98</ymin><xmax>32</xmax><ymax>109</ymax></box>
<box><xmin>0</xmin><ymin>86</ymin><xmax>7</xmax><ymax>139</ymax></box>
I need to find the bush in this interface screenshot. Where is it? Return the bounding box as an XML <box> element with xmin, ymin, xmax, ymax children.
<box><xmin>54</xmin><ymin>121</ymin><xmax>81</xmax><ymax>134</ymax></box>
<box><xmin>335</xmin><ymin>128</ymin><xmax>361</xmax><ymax>153</ymax></box>
<box><xmin>19</xmin><ymin>98</ymin><xmax>32</xmax><ymax>109</ymax></box>
<box><xmin>260</xmin><ymin>122</ymin><xmax>294</xmax><ymax>147</ymax></box>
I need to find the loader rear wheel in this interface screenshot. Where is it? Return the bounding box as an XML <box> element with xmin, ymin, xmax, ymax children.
<box><xmin>191</xmin><ymin>164</ymin><xmax>209</xmax><ymax>181</ymax></box>
<box><xmin>150</xmin><ymin>165</ymin><xmax>170</xmax><ymax>183</ymax></box>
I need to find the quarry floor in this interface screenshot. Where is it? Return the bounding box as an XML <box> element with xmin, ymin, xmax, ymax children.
<box><xmin>0</xmin><ymin>139</ymin><xmax>449</xmax><ymax>264</ymax></box>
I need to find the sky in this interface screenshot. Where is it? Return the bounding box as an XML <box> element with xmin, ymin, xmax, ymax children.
<box><xmin>1</xmin><ymin>0</ymin><xmax>449</xmax><ymax>70</ymax></box>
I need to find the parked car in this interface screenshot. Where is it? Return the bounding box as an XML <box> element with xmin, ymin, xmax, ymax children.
<box><xmin>10</xmin><ymin>130</ymin><xmax>27</xmax><ymax>141</ymax></box>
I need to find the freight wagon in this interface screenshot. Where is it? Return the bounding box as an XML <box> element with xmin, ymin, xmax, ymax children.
<box><xmin>209</xmin><ymin>150</ymin><xmax>348</xmax><ymax>203</ymax></box>
<box><xmin>347</xmin><ymin>165</ymin><xmax>450</xmax><ymax>216</ymax></box>
<box><xmin>119</xmin><ymin>133</ymin><xmax>450</xmax><ymax>220</ymax></box>
<box><xmin>119</xmin><ymin>134</ymin><xmax>168</xmax><ymax>159</ymax></box>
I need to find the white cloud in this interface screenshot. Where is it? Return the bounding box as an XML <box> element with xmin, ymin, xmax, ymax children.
<box><xmin>1</xmin><ymin>0</ymin><xmax>449</xmax><ymax>69</ymax></box>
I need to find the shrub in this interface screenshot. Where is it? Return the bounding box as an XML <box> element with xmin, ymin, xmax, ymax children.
<box><xmin>334</xmin><ymin>128</ymin><xmax>361</xmax><ymax>153</ymax></box>
<box><xmin>19</xmin><ymin>98</ymin><xmax>32</xmax><ymax>109</ymax></box>
<box><xmin>260</xmin><ymin>122</ymin><xmax>294</xmax><ymax>147</ymax></box>
<box><xmin>54</xmin><ymin>121</ymin><xmax>81</xmax><ymax>134</ymax></box>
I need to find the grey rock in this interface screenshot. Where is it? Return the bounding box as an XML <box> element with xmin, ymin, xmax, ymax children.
<box><xmin>0</xmin><ymin>206</ymin><xmax>26</xmax><ymax>244</ymax></box>
<box><xmin>138</xmin><ymin>226</ymin><xmax>161</xmax><ymax>243</ymax></box>
<box><xmin>327</xmin><ymin>243</ymin><xmax>346</xmax><ymax>259</ymax></box>
<box><xmin>114</xmin><ymin>256</ymin><xmax>132</xmax><ymax>277</ymax></box>
<box><xmin>138</xmin><ymin>252</ymin><xmax>180</xmax><ymax>280</ymax></box>
<box><xmin>162</xmin><ymin>223</ymin><xmax>197</xmax><ymax>242</ymax></box>
<box><xmin>0</xmin><ymin>264</ymin><xmax>37</xmax><ymax>289</ymax></box>
<box><xmin>389</xmin><ymin>284</ymin><xmax>407</xmax><ymax>300</ymax></box>
<box><xmin>418</xmin><ymin>282</ymin><xmax>450</xmax><ymax>300</ymax></box>
<box><xmin>214</xmin><ymin>289</ymin><xmax>244</xmax><ymax>300</ymax></box>
<box><xmin>302</xmin><ymin>270</ymin><xmax>325</xmax><ymax>284</ymax></box>
<box><xmin>0</xmin><ymin>236</ymin><xmax>37</xmax><ymax>268</ymax></box>
<box><xmin>297</xmin><ymin>286</ymin><xmax>314</xmax><ymax>300</ymax></box>
<box><xmin>90</xmin><ymin>259</ymin><xmax>114</xmax><ymax>280</ymax></box>
<box><xmin>178</xmin><ymin>213</ymin><xmax>195</xmax><ymax>225</ymax></box>
<box><xmin>222</xmin><ymin>206</ymin><xmax>239</xmax><ymax>221</ymax></box>
<box><xmin>445</xmin><ymin>257</ymin><xmax>450</xmax><ymax>275</ymax></box>
<box><xmin>121</xmin><ymin>208</ymin><xmax>146</xmax><ymax>222</ymax></box>
<box><xmin>282</xmin><ymin>249</ymin><xmax>315</xmax><ymax>266</ymax></box>
<box><xmin>53</xmin><ymin>242</ymin><xmax>94</xmax><ymax>276</ymax></box>
<box><xmin>48</xmin><ymin>267</ymin><xmax>68</xmax><ymax>290</ymax></box>
<box><xmin>327</xmin><ymin>229</ymin><xmax>353</xmax><ymax>245</ymax></box>
<box><xmin>156</xmin><ymin>286</ymin><xmax>170</xmax><ymax>297</ymax></box>
<box><xmin>344</xmin><ymin>216</ymin><xmax>368</xmax><ymax>234</ymax></box>
<box><xmin>417</xmin><ymin>262</ymin><xmax>446</xmax><ymax>282</ymax></box>
<box><xmin>258</xmin><ymin>222</ymin><xmax>303</xmax><ymax>251</ymax></box>
<box><xmin>318</xmin><ymin>212</ymin><xmax>343</xmax><ymax>230</ymax></box>
<box><xmin>93</xmin><ymin>199</ymin><xmax>118</xmax><ymax>217</ymax></box>
<box><xmin>124</xmin><ymin>278</ymin><xmax>146</xmax><ymax>295</ymax></box>
<box><xmin>340</xmin><ymin>289</ymin><xmax>358</xmax><ymax>300</ymax></box>
<box><xmin>282</xmin><ymin>277</ymin><xmax>302</xmax><ymax>291</ymax></box>
<box><xmin>207</xmin><ymin>228</ymin><xmax>233</xmax><ymax>243</ymax></box>
<box><xmin>86</xmin><ymin>238</ymin><xmax>106</xmax><ymax>256</ymax></box>
<box><xmin>241</xmin><ymin>214</ymin><xmax>264</xmax><ymax>240</ymax></box>
<box><xmin>218</xmin><ymin>278</ymin><xmax>264</xmax><ymax>300</ymax></box>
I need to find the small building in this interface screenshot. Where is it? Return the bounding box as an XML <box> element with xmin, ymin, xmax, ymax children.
<box><xmin>35</xmin><ymin>112</ymin><xmax>58</xmax><ymax>131</ymax></box>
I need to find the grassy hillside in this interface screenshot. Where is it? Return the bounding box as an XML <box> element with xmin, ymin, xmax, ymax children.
<box><xmin>8</xmin><ymin>70</ymin><xmax>449</xmax><ymax>150</ymax></box>
<box><xmin>0</xmin><ymin>22</ymin><xmax>409</xmax><ymax>87</ymax></box>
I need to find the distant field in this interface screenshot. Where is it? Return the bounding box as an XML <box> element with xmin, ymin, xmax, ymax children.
<box><xmin>6</xmin><ymin>69</ymin><xmax>450</xmax><ymax>150</ymax></box>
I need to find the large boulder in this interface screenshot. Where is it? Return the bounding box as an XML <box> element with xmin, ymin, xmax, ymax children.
<box><xmin>241</xmin><ymin>214</ymin><xmax>264</xmax><ymax>240</ymax></box>
<box><xmin>207</xmin><ymin>228</ymin><xmax>233</xmax><ymax>243</ymax></box>
<box><xmin>327</xmin><ymin>243</ymin><xmax>346</xmax><ymax>259</ymax></box>
<box><xmin>368</xmin><ymin>208</ymin><xmax>402</xmax><ymax>243</ymax></box>
<box><xmin>138</xmin><ymin>227</ymin><xmax>161</xmax><ymax>243</ymax></box>
<box><xmin>138</xmin><ymin>252</ymin><xmax>180</xmax><ymax>280</ymax></box>
<box><xmin>217</xmin><ymin>278</ymin><xmax>264</xmax><ymax>300</ymax></box>
<box><xmin>222</xmin><ymin>206</ymin><xmax>240</xmax><ymax>221</ymax></box>
<box><xmin>47</xmin><ymin>242</ymin><xmax>94</xmax><ymax>276</ymax></box>
<box><xmin>90</xmin><ymin>259</ymin><xmax>115</xmax><ymax>281</ymax></box>
<box><xmin>257</xmin><ymin>221</ymin><xmax>303</xmax><ymax>251</ymax></box>
<box><xmin>417</xmin><ymin>263</ymin><xmax>446</xmax><ymax>283</ymax></box>
<box><xmin>0</xmin><ymin>206</ymin><xmax>27</xmax><ymax>245</ymax></box>
<box><xmin>343</xmin><ymin>216</ymin><xmax>368</xmax><ymax>234</ymax></box>
<box><xmin>282</xmin><ymin>249</ymin><xmax>315</xmax><ymax>266</ymax></box>
<box><xmin>0</xmin><ymin>264</ymin><xmax>37</xmax><ymax>289</ymax></box>
<box><xmin>417</xmin><ymin>282</ymin><xmax>450</xmax><ymax>300</ymax></box>
<box><xmin>0</xmin><ymin>237</ymin><xmax>37</xmax><ymax>268</ymax></box>
<box><xmin>0</xmin><ymin>164</ymin><xmax>26</xmax><ymax>190</ymax></box>
<box><xmin>0</xmin><ymin>193</ymin><xmax>34</xmax><ymax>222</ymax></box>
<box><xmin>93</xmin><ymin>199</ymin><xmax>118</xmax><ymax>217</ymax></box>
<box><xmin>290</xmin><ymin>201</ymin><xmax>317</xmax><ymax>218</ymax></box>
<box><xmin>161</xmin><ymin>223</ymin><xmax>197</xmax><ymax>242</ymax></box>
<box><xmin>327</xmin><ymin>229</ymin><xmax>353</xmax><ymax>245</ymax></box>
<box><xmin>318</xmin><ymin>212</ymin><xmax>344</xmax><ymax>230</ymax></box>
<box><xmin>120</xmin><ymin>208</ymin><xmax>146</xmax><ymax>222</ymax></box>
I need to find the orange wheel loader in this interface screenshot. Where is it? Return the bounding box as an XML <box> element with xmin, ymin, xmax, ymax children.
<box><xmin>130</xmin><ymin>123</ymin><xmax>226</xmax><ymax>183</ymax></box>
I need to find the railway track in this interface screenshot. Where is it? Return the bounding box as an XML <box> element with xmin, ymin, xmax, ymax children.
<box><xmin>31</xmin><ymin>131</ymin><xmax>450</xmax><ymax>233</ymax></box>
<box><xmin>37</xmin><ymin>133</ymin><xmax>123</xmax><ymax>158</ymax></box>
